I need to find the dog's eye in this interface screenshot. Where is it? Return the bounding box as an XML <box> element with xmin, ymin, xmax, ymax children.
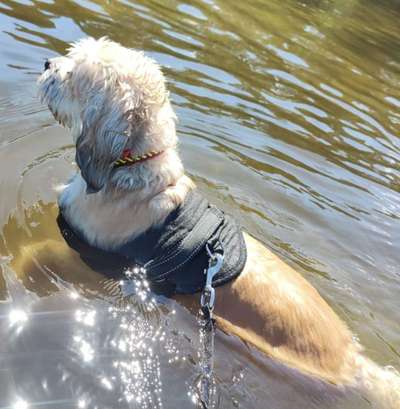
<box><xmin>44</xmin><ymin>60</ymin><xmax>51</xmax><ymax>71</ymax></box>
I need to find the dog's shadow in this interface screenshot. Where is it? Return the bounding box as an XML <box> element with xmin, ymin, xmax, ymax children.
<box><xmin>1</xmin><ymin>201</ymin><xmax>130</xmax><ymax>298</ymax></box>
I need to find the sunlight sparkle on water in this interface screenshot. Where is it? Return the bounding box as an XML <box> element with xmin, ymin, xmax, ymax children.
<box><xmin>73</xmin><ymin>336</ymin><xmax>95</xmax><ymax>362</ymax></box>
<box><xmin>9</xmin><ymin>309</ymin><xmax>28</xmax><ymax>327</ymax></box>
<box><xmin>13</xmin><ymin>399</ymin><xmax>28</xmax><ymax>409</ymax></box>
<box><xmin>77</xmin><ymin>399</ymin><xmax>86</xmax><ymax>408</ymax></box>
<box><xmin>101</xmin><ymin>377</ymin><xmax>113</xmax><ymax>390</ymax></box>
<box><xmin>75</xmin><ymin>309</ymin><xmax>96</xmax><ymax>326</ymax></box>
<box><xmin>69</xmin><ymin>291</ymin><xmax>80</xmax><ymax>300</ymax></box>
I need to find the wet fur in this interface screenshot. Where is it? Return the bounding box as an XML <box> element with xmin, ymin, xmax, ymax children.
<box><xmin>37</xmin><ymin>37</ymin><xmax>400</xmax><ymax>408</ymax></box>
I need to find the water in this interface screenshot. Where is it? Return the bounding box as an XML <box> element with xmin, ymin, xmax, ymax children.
<box><xmin>0</xmin><ymin>0</ymin><xmax>399</xmax><ymax>408</ymax></box>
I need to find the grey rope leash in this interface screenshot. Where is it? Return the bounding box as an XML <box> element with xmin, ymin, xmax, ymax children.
<box><xmin>198</xmin><ymin>243</ymin><xmax>224</xmax><ymax>409</ymax></box>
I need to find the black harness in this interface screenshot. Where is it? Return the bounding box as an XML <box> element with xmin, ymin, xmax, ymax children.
<box><xmin>58</xmin><ymin>190</ymin><xmax>247</xmax><ymax>295</ymax></box>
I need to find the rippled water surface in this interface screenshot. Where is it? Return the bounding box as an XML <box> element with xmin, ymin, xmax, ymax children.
<box><xmin>0</xmin><ymin>0</ymin><xmax>399</xmax><ymax>408</ymax></box>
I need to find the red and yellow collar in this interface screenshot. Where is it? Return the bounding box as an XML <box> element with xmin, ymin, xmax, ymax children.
<box><xmin>113</xmin><ymin>149</ymin><xmax>164</xmax><ymax>168</ymax></box>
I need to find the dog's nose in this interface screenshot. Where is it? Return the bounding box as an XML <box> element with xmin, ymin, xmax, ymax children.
<box><xmin>44</xmin><ymin>60</ymin><xmax>51</xmax><ymax>71</ymax></box>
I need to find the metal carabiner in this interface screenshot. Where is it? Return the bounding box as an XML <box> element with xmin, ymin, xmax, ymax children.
<box><xmin>204</xmin><ymin>253</ymin><xmax>224</xmax><ymax>289</ymax></box>
<box><xmin>201</xmin><ymin>252</ymin><xmax>224</xmax><ymax>311</ymax></box>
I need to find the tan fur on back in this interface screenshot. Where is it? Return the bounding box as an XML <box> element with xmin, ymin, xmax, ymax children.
<box><xmin>216</xmin><ymin>234</ymin><xmax>358</xmax><ymax>384</ymax></box>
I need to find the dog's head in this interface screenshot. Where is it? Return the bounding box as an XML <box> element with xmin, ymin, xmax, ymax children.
<box><xmin>38</xmin><ymin>37</ymin><xmax>177</xmax><ymax>194</ymax></box>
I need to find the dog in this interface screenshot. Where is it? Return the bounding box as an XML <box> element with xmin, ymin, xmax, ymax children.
<box><xmin>37</xmin><ymin>37</ymin><xmax>400</xmax><ymax>408</ymax></box>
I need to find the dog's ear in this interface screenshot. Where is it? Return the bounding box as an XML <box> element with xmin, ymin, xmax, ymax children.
<box><xmin>75</xmin><ymin>88</ymin><xmax>129</xmax><ymax>194</ymax></box>
<box><xmin>75</xmin><ymin>128</ymin><xmax>112</xmax><ymax>194</ymax></box>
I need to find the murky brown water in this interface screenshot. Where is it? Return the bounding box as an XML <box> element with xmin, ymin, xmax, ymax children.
<box><xmin>0</xmin><ymin>0</ymin><xmax>399</xmax><ymax>408</ymax></box>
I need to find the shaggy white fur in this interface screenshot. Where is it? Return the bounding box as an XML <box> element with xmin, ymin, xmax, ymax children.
<box><xmin>38</xmin><ymin>37</ymin><xmax>194</xmax><ymax>249</ymax></box>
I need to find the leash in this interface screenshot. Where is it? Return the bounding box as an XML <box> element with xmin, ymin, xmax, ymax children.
<box><xmin>198</xmin><ymin>242</ymin><xmax>224</xmax><ymax>409</ymax></box>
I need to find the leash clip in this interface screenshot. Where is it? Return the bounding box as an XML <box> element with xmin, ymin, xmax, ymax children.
<box><xmin>201</xmin><ymin>245</ymin><xmax>224</xmax><ymax>312</ymax></box>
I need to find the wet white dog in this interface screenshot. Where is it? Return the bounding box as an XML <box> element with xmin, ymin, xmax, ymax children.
<box><xmin>38</xmin><ymin>37</ymin><xmax>400</xmax><ymax>408</ymax></box>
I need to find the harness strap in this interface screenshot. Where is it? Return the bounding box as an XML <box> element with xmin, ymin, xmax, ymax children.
<box><xmin>145</xmin><ymin>206</ymin><xmax>224</xmax><ymax>281</ymax></box>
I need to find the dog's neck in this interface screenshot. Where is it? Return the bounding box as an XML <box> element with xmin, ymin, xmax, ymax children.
<box><xmin>59</xmin><ymin>143</ymin><xmax>195</xmax><ymax>251</ymax></box>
